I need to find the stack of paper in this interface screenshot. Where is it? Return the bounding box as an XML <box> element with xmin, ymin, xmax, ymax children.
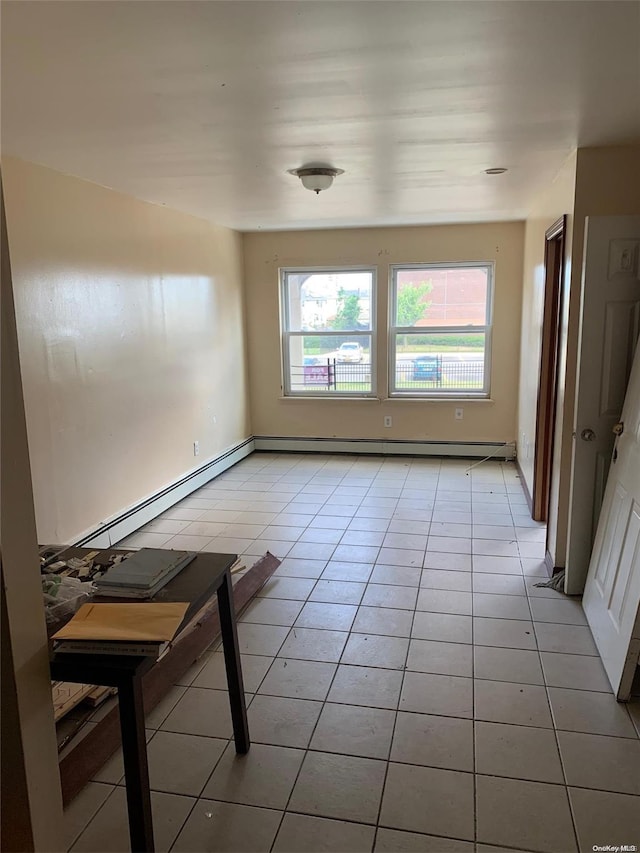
<box><xmin>95</xmin><ymin>549</ymin><xmax>196</xmax><ymax>599</ymax></box>
<box><xmin>52</xmin><ymin>601</ymin><xmax>190</xmax><ymax>657</ymax></box>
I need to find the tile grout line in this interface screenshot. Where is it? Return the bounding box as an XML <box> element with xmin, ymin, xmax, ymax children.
<box><xmin>371</xmin><ymin>457</ymin><xmax>439</xmax><ymax>851</ymax></box>
<box><xmin>471</xmin><ymin>462</ymin><xmax>479</xmax><ymax>847</ymax></box>
<box><xmin>284</xmin><ymin>453</ymin><xmax>351</xmax><ymax>842</ymax></box>
<box><xmin>364</xmin><ymin>466</ymin><xmax>409</xmax><ymax>845</ymax></box>
<box><xmin>327</xmin><ymin>461</ymin><xmax>406</xmax><ymax>848</ymax></box>
<box><xmin>264</xmin><ymin>456</ymin><xmax>365</xmax><ymax>852</ymax></box>
<box><xmin>66</xmin><ymin>783</ymin><xmax>120</xmax><ymax>851</ymax></box>
<box><xmin>165</xmin><ymin>787</ymin><xmax>200</xmax><ymax>853</ymax></box>
<box><xmin>530</xmin><ymin>596</ymin><xmax>582</xmax><ymax>853</ymax></box>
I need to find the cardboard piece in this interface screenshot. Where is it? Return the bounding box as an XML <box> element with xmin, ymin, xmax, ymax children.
<box><xmin>52</xmin><ymin>601</ymin><xmax>189</xmax><ymax>642</ymax></box>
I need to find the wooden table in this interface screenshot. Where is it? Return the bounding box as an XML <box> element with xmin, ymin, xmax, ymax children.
<box><xmin>50</xmin><ymin>550</ymin><xmax>249</xmax><ymax>853</ymax></box>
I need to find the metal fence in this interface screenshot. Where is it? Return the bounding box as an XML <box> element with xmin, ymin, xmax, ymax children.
<box><xmin>395</xmin><ymin>360</ymin><xmax>484</xmax><ymax>390</ymax></box>
<box><xmin>290</xmin><ymin>358</ymin><xmax>484</xmax><ymax>392</ymax></box>
<box><xmin>289</xmin><ymin>362</ymin><xmax>369</xmax><ymax>391</ymax></box>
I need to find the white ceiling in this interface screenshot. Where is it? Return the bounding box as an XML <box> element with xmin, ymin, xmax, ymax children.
<box><xmin>2</xmin><ymin>1</ymin><xmax>639</xmax><ymax>231</ymax></box>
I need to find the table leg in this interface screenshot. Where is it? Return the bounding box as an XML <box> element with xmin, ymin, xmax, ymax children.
<box><xmin>217</xmin><ymin>568</ymin><xmax>250</xmax><ymax>753</ymax></box>
<box><xmin>118</xmin><ymin>676</ymin><xmax>155</xmax><ymax>852</ymax></box>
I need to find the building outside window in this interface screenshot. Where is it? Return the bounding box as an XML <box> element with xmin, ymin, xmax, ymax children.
<box><xmin>280</xmin><ymin>268</ymin><xmax>376</xmax><ymax>396</ymax></box>
<box><xmin>389</xmin><ymin>263</ymin><xmax>493</xmax><ymax>397</ymax></box>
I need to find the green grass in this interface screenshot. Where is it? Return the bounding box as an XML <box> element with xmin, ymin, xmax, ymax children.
<box><xmin>396</xmin><ymin>333</ymin><xmax>484</xmax><ymax>353</ymax></box>
<box><xmin>332</xmin><ymin>382</ymin><xmax>372</xmax><ymax>392</ymax></box>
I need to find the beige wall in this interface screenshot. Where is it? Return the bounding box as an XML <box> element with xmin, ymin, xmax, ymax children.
<box><xmin>243</xmin><ymin>222</ymin><xmax>525</xmax><ymax>444</ymax></box>
<box><xmin>3</xmin><ymin>158</ymin><xmax>250</xmax><ymax>544</ymax></box>
<box><xmin>517</xmin><ymin>153</ymin><xmax>577</xmax><ymax>565</ymax></box>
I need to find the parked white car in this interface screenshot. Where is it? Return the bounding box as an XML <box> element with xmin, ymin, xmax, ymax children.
<box><xmin>336</xmin><ymin>342</ymin><xmax>363</xmax><ymax>363</ymax></box>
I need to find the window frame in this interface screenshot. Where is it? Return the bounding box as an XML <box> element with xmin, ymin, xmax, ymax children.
<box><xmin>388</xmin><ymin>261</ymin><xmax>494</xmax><ymax>399</ymax></box>
<box><xmin>280</xmin><ymin>265</ymin><xmax>378</xmax><ymax>398</ymax></box>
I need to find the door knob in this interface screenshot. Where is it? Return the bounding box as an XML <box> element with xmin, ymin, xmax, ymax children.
<box><xmin>580</xmin><ymin>428</ymin><xmax>596</xmax><ymax>441</ymax></box>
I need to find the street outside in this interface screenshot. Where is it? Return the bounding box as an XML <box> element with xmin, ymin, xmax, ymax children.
<box><xmin>297</xmin><ymin>349</ymin><xmax>485</xmax><ymax>391</ymax></box>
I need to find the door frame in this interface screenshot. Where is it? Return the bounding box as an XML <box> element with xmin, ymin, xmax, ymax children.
<box><xmin>532</xmin><ymin>216</ymin><xmax>566</xmax><ymax>522</ymax></box>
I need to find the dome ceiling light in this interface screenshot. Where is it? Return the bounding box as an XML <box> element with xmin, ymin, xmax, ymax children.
<box><xmin>288</xmin><ymin>166</ymin><xmax>345</xmax><ymax>194</ymax></box>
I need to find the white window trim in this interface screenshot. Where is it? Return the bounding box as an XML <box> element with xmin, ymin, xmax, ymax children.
<box><xmin>388</xmin><ymin>261</ymin><xmax>494</xmax><ymax>399</ymax></box>
<box><xmin>280</xmin><ymin>266</ymin><xmax>378</xmax><ymax>398</ymax></box>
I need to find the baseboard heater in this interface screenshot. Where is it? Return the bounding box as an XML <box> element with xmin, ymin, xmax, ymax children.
<box><xmin>74</xmin><ymin>437</ymin><xmax>255</xmax><ymax>549</ymax></box>
<box><xmin>253</xmin><ymin>435</ymin><xmax>516</xmax><ymax>460</ymax></box>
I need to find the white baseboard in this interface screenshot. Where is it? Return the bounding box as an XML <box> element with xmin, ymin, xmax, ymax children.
<box><xmin>76</xmin><ymin>437</ymin><xmax>255</xmax><ymax>548</ymax></box>
<box><xmin>253</xmin><ymin>436</ymin><xmax>516</xmax><ymax>460</ymax></box>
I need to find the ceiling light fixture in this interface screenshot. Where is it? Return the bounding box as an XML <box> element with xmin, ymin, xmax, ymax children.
<box><xmin>484</xmin><ymin>167</ymin><xmax>508</xmax><ymax>175</ymax></box>
<box><xmin>288</xmin><ymin>166</ymin><xmax>344</xmax><ymax>194</ymax></box>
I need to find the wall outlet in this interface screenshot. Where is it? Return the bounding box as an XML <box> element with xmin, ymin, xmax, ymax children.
<box><xmin>384</xmin><ymin>416</ymin><xmax>392</xmax><ymax>428</ymax></box>
<box><xmin>455</xmin><ymin>408</ymin><xmax>463</xmax><ymax>420</ymax></box>
<box><xmin>193</xmin><ymin>441</ymin><xmax>200</xmax><ymax>456</ymax></box>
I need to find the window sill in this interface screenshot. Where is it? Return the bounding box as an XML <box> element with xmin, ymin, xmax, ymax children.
<box><xmin>279</xmin><ymin>395</ymin><xmax>494</xmax><ymax>403</ymax></box>
<box><xmin>279</xmin><ymin>395</ymin><xmax>380</xmax><ymax>402</ymax></box>
<box><xmin>386</xmin><ymin>395</ymin><xmax>494</xmax><ymax>403</ymax></box>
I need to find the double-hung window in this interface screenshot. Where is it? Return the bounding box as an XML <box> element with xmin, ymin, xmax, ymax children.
<box><xmin>281</xmin><ymin>268</ymin><xmax>376</xmax><ymax>397</ymax></box>
<box><xmin>390</xmin><ymin>263</ymin><xmax>493</xmax><ymax>397</ymax></box>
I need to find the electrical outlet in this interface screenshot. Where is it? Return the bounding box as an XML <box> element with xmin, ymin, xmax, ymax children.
<box><xmin>455</xmin><ymin>408</ymin><xmax>463</xmax><ymax>420</ymax></box>
<box><xmin>384</xmin><ymin>416</ymin><xmax>392</xmax><ymax>428</ymax></box>
<box><xmin>193</xmin><ymin>441</ymin><xmax>200</xmax><ymax>456</ymax></box>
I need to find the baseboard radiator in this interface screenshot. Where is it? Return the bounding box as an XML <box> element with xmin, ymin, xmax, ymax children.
<box><xmin>74</xmin><ymin>437</ymin><xmax>255</xmax><ymax>549</ymax></box>
<box><xmin>253</xmin><ymin>435</ymin><xmax>516</xmax><ymax>460</ymax></box>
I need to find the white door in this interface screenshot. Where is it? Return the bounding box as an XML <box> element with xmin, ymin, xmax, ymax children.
<box><xmin>566</xmin><ymin>216</ymin><xmax>640</xmax><ymax>595</ymax></box>
<box><xmin>582</xmin><ymin>339</ymin><xmax>640</xmax><ymax>700</ymax></box>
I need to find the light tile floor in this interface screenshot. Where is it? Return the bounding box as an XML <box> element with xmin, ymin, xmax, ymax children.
<box><xmin>65</xmin><ymin>453</ymin><xmax>640</xmax><ymax>853</ymax></box>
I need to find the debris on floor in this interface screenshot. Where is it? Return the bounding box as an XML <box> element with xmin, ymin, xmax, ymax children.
<box><xmin>534</xmin><ymin>569</ymin><xmax>566</xmax><ymax>592</ymax></box>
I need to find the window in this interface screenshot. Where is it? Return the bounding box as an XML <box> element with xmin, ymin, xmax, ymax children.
<box><xmin>281</xmin><ymin>268</ymin><xmax>375</xmax><ymax>396</ymax></box>
<box><xmin>390</xmin><ymin>263</ymin><xmax>493</xmax><ymax>397</ymax></box>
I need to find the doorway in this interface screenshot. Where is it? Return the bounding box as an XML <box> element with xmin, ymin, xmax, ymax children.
<box><xmin>532</xmin><ymin>217</ymin><xmax>566</xmax><ymax>523</ymax></box>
